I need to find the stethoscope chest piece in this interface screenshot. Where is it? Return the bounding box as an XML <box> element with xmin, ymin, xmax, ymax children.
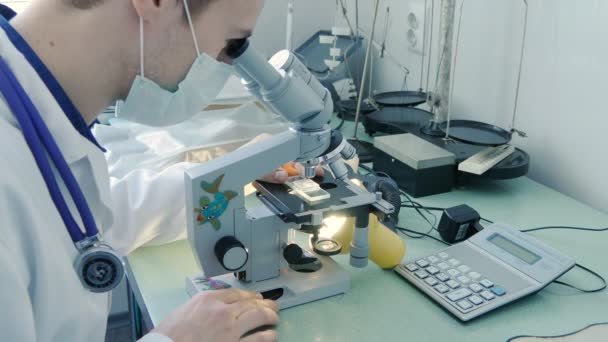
<box><xmin>74</xmin><ymin>240</ymin><xmax>124</xmax><ymax>293</ymax></box>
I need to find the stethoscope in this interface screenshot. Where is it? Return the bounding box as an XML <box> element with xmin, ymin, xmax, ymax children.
<box><xmin>0</xmin><ymin>56</ymin><xmax>124</xmax><ymax>293</ymax></box>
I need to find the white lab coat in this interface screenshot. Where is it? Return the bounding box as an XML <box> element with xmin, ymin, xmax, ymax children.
<box><xmin>0</xmin><ymin>26</ymin><xmax>182</xmax><ymax>341</ymax></box>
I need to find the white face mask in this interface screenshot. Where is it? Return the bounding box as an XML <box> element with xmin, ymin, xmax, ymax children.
<box><xmin>118</xmin><ymin>0</ymin><xmax>233</xmax><ymax>127</ymax></box>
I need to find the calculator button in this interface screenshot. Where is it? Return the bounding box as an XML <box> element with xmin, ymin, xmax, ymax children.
<box><xmin>434</xmin><ymin>284</ymin><xmax>450</xmax><ymax>294</ymax></box>
<box><xmin>448</xmin><ymin>258</ymin><xmax>461</xmax><ymax>266</ymax></box>
<box><xmin>480</xmin><ymin>279</ymin><xmax>494</xmax><ymax>288</ymax></box>
<box><xmin>468</xmin><ymin>272</ymin><xmax>482</xmax><ymax>280</ymax></box>
<box><xmin>457</xmin><ymin>300</ymin><xmax>473</xmax><ymax>310</ymax></box>
<box><xmin>491</xmin><ymin>286</ymin><xmax>507</xmax><ymax>296</ymax></box>
<box><xmin>469</xmin><ymin>283</ymin><xmax>483</xmax><ymax>293</ymax></box>
<box><xmin>446</xmin><ymin>288</ymin><xmax>472</xmax><ymax>302</ymax></box>
<box><xmin>436</xmin><ymin>273</ymin><xmax>450</xmax><ymax>282</ymax></box>
<box><xmin>424</xmin><ymin>277</ymin><xmax>439</xmax><ymax>286</ymax></box>
<box><xmin>480</xmin><ymin>290</ymin><xmax>496</xmax><ymax>301</ymax></box>
<box><xmin>438</xmin><ymin>252</ymin><xmax>449</xmax><ymax>259</ymax></box>
<box><xmin>446</xmin><ymin>280</ymin><xmax>460</xmax><ymax>289</ymax></box>
<box><xmin>404</xmin><ymin>264</ymin><xmax>419</xmax><ymax>272</ymax></box>
<box><xmin>437</xmin><ymin>262</ymin><xmax>450</xmax><ymax>270</ymax></box>
<box><xmin>447</xmin><ymin>269</ymin><xmax>460</xmax><ymax>277</ymax></box>
<box><xmin>426</xmin><ymin>266</ymin><xmax>440</xmax><ymax>275</ymax></box>
<box><xmin>457</xmin><ymin>265</ymin><xmax>471</xmax><ymax>273</ymax></box>
<box><xmin>457</xmin><ymin>276</ymin><xmax>470</xmax><ymax>284</ymax></box>
<box><xmin>428</xmin><ymin>256</ymin><xmax>440</xmax><ymax>263</ymax></box>
<box><xmin>416</xmin><ymin>259</ymin><xmax>430</xmax><ymax>268</ymax></box>
<box><xmin>468</xmin><ymin>295</ymin><xmax>484</xmax><ymax>306</ymax></box>
<box><xmin>414</xmin><ymin>270</ymin><xmax>429</xmax><ymax>279</ymax></box>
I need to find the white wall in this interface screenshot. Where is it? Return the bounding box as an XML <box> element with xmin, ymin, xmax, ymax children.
<box><xmin>341</xmin><ymin>0</ymin><xmax>608</xmax><ymax>214</ymax></box>
<box><xmin>251</xmin><ymin>0</ymin><xmax>335</xmax><ymax>58</ymax></box>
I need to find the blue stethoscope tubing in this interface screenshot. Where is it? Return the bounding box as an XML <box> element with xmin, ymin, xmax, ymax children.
<box><xmin>0</xmin><ymin>56</ymin><xmax>98</xmax><ymax>243</ymax></box>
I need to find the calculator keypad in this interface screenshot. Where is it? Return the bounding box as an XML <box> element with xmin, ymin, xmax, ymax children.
<box><xmin>401</xmin><ymin>254</ymin><xmax>508</xmax><ymax>313</ymax></box>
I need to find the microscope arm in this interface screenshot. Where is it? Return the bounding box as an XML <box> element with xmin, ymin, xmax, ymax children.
<box><xmin>186</xmin><ymin>130</ymin><xmax>305</xmax><ymax>278</ymax></box>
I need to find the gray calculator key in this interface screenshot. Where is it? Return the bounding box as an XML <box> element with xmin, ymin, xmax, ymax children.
<box><xmin>416</xmin><ymin>259</ymin><xmax>430</xmax><ymax>268</ymax></box>
<box><xmin>438</xmin><ymin>252</ymin><xmax>449</xmax><ymax>259</ymax></box>
<box><xmin>424</xmin><ymin>277</ymin><xmax>439</xmax><ymax>286</ymax></box>
<box><xmin>447</xmin><ymin>269</ymin><xmax>460</xmax><ymax>277</ymax></box>
<box><xmin>457</xmin><ymin>276</ymin><xmax>470</xmax><ymax>284</ymax></box>
<box><xmin>446</xmin><ymin>288</ymin><xmax>472</xmax><ymax>302</ymax></box>
<box><xmin>404</xmin><ymin>263</ymin><xmax>419</xmax><ymax>272</ymax></box>
<box><xmin>426</xmin><ymin>266</ymin><xmax>440</xmax><ymax>275</ymax></box>
<box><xmin>457</xmin><ymin>300</ymin><xmax>473</xmax><ymax>310</ymax></box>
<box><xmin>428</xmin><ymin>256</ymin><xmax>440</xmax><ymax>263</ymax></box>
<box><xmin>457</xmin><ymin>265</ymin><xmax>471</xmax><ymax>273</ymax></box>
<box><xmin>414</xmin><ymin>270</ymin><xmax>429</xmax><ymax>279</ymax></box>
<box><xmin>468</xmin><ymin>295</ymin><xmax>484</xmax><ymax>306</ymax></box>
<box><xmin>446</xmin><ymin>280</ymin><xmax>460</xmax><ymax>289</ymax></box>
<box><xmin>437</xmin><ymin>262</ymin><xmax>450</xmax><ymax>270</ymax></box>
<box><xmin>436</xmin><ymin>273</ymin><xmax>450</xmax><ymax>282</ymax></box>
<box><xmin>434</xmin><ymin>284</ymin><xmax>449</xmax><ymax>294</ymax></box>
<box><xmin>468</xmin><ymin>272</ymin><xmax>482</xmax><ymax>280</ymax></box>
<box><xmin>480</xmin><ymin>290</ymin><xmax>496</xmax><ymax>301</ymax></box>
<box><xmin>469</xmin><ymin>283</ymin><xmax>483</xmax><ymax>293</ymax></box>
<box><xmin>448</xmin><ymin>258</ymin><xmax>460</xmax><ymax>266</ymax></box>
<box><xmin>480</xmin><ymin>279</ymin><xmax>494</xmax><ymax>288</ymax></box>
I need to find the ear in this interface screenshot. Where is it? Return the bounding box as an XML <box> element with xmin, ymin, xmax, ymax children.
<box><xmin>131</xmin><ymin>0</ymin><xmax>180</xmax><ymax>20</ymax></box>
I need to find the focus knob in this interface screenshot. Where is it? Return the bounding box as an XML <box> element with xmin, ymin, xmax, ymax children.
<box><xmin>215</xmin><ymin>236</ymin><xmax>248</xmax><ymax>271</ymax></box>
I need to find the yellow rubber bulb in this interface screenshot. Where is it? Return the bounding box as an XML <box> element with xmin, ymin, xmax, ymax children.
<box><xmin>320</xmin><ymin>214</ymin><xmax>406</xmax><ymax>269</ymax></box>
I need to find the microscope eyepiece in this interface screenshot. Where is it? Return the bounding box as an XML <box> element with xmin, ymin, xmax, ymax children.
<box><xmin>225</xmin><ymin>38</ymin><xmax>249</xmax><ymax>59</ymax></box>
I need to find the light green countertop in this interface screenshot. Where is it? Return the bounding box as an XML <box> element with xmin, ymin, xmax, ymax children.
<box><xmin>127</xmin><ymin>176</ymin><xmax>608</xmax><ymax>341</ymax></box>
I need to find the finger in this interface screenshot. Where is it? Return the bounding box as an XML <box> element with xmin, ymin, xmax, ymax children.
<box><xmin>315</xmin><ymin>165</ymin><xmax>325</xmax><ymax>176</ymax></box>
<box><xmin>258</xmin><ymin>169</ymin><xmax>288</xmax><ymax>184</ymax></box>
<box><xmin>210</xmin><ymin>288</ymin><xmax>260</xmax><ymax>304</ymax></box>
<box><xmin>233</xmin><ymin>299</ymin><xmax>279</xmax><ymax>318</ymax></box>
<box><xmin>241</xmin><ymin>330</ymin><xmax>279</xmax><ymax>342</ymax></box>
<box><xmin>237</xmin><ymin>306</ymin><xmax>280</xmax><ymax>336</ymax></box>
<box><xmin>281</xmin><ymin>162</ymin><xmax>299</xmax><ymax>177</ymax></box>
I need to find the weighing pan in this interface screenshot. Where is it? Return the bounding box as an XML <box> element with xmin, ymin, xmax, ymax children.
<box><xmin>374</xmin><ymin>91</ymin><xmax>427</xmax><ymax>107</ymax></box>
<box><xmin>439</xmin><ymin>120</ymin><xmax>512</xmax><ymax>146</ymax></box>
<box><xmin>336</xmin><ymin>99</ymin><xmax>376</xmax><ymax>121</ymax></box>
<box><xmin>363</xmin><ymin>107</ymin><xmax>433</xmax><ymax>135</ymax></box>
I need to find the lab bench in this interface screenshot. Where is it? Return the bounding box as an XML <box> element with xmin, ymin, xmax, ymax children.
<box><xmin>126</xmin><ymin>176</ymin><xmax>608</xmax><ymax>341</ymax></box>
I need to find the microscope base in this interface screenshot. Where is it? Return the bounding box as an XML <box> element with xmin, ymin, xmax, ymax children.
<box><xmin>186</xmin><ymin>255</ymin><xmax>350</xmax><ymax>309</ymax></box>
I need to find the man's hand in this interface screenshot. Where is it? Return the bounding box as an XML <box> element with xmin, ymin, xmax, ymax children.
<box><xmin>258</xmin><ymin>162</ymin><xmax>324</xmax><ymax>183</ymax></box>
<box><xmin>151</xmin><ymin>289</ymin><xmax>279</xmax><ymax>342</ymax></box>
<box><xmin>240</xmin><ymin>134</ymin><xmax>324</xmax><ymax>183</ymax></box>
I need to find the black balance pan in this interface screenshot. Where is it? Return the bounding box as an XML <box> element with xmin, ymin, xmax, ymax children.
<box><xmin>364</xmin><ymin>107</ymin><xmax>433</xmax><ymax>136</ymax></box>
<box><xmin>439</xmin><ymin>120</ymin><xmax>512</xmax><ymax>146</ymax></box>
<box><xmin>374</xmin><ymin>91</ymin><xmax>427</xmax><ymax>107</ymax></box>
<box><xmin>336</xmin><ymin>99</ymin><xmax>376</xmax><ymax>121</ymax></box>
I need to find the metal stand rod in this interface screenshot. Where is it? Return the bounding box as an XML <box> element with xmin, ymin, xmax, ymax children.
<box><xmin>510</xmin><ymin>0</ymin><xmax>529</xmax><ymax>137</ymax></box>
<box><xmin>352</xmin><ymin>0</ymin><xmax>381</xmax><ymax>139</ymax></box>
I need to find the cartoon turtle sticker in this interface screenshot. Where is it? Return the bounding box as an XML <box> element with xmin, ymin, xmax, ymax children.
<box><xmin>194</xmin><ymin>174</ymin><xmax>238</xmax><ymax>231</ymax></box>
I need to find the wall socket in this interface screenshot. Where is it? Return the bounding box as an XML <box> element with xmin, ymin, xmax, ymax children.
<box><xmin>407</xmin><ymin>1</ymin><xmax>425</xmax><ymax>55</ymax></box>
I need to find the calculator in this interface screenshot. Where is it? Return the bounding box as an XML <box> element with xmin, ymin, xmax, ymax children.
<box><xmin>395</xmin><ymin>223</ymin><xmax>575</xmax><ymax>321</ymax></box>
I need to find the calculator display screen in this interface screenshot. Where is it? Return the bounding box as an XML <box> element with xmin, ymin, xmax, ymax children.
<box><xmin>488</xmin><ymin>234</ymin><xmax>541</xmax><ymax>265</ymax></box>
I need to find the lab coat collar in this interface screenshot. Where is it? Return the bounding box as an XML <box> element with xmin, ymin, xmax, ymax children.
<box><xmin>0</xmin><ymin>24</ymin><xmax>114</xmax><ymax>227</ymax></box>
<box><xmin>0</xmin><ymin>14</ymin><xmax>105</xmax><ymax>151</ymax></box>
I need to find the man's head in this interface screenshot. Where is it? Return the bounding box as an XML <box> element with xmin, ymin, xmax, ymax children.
<box><xmin>63</xmin><ymin>0</ymin><xmax>264</xmax><ymax>95</ymax></box>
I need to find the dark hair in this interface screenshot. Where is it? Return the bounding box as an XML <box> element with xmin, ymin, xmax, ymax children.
<box><xmin>66</xmin><ymin>0</ymin><xmax>213</xmax><ymax>13</ymax></box>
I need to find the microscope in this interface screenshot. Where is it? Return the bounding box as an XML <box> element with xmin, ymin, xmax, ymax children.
<box><xmin>184</xmin><ymin>39</ymin><xmax>394</xmax><ymax>308</ymax></box>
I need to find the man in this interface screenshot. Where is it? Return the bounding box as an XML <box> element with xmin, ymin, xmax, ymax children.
<box><xmin>0</xmin><ymin>0</ymin><xmax>302</xmax><ymax>341</ymax></box>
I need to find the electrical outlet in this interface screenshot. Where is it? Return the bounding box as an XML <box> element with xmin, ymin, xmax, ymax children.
<box><xmin>407</xmin><ymin>1</ymin><xmax>425</xmax><ymax>55</ymax></box>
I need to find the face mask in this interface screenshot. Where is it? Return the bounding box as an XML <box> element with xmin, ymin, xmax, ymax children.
<box><xmin>118</xmin><ymin>0</ymin><xmax>233</xmax><ymax>127</ymax></box>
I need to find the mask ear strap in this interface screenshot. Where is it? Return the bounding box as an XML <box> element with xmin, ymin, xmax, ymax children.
<box><xmin>139</xmin><ymin>16</ymin><xmax>145</xmax><ymax>77</ymax></box>
<box><xmin>183</xmin><ymin>0</ymin><xmax>201</xmax><ymax>56</ymax></box>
